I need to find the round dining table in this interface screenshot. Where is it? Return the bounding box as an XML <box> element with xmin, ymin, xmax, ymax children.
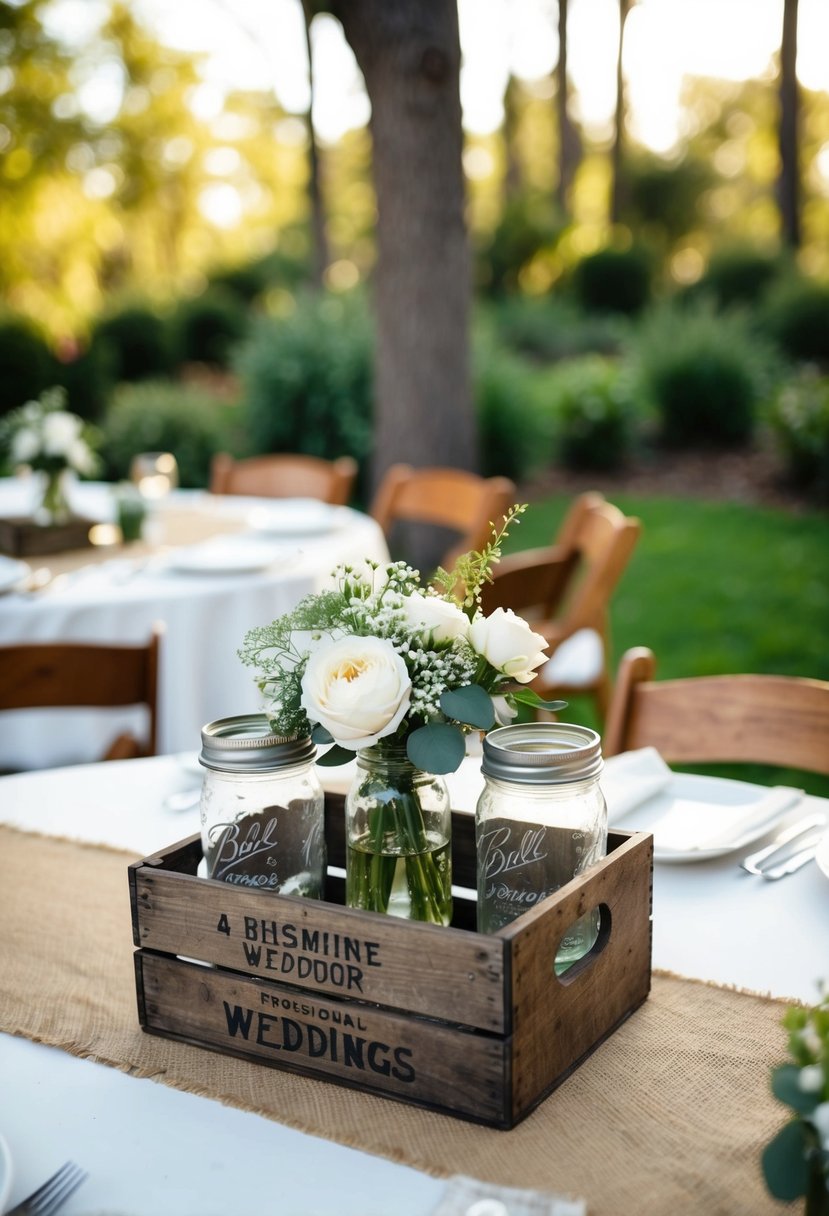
<box><xmin>0</xmin><ymin>478</ymin><xmax>390</xmax><ymax>770</ymax></box>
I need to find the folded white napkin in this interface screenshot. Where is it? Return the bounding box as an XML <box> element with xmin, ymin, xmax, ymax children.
<box><xmin>602</xmin><ymin>748</ymin><xmax>804</xmax><ymax>857</ymax></box>
<box><xmin>430</xmin><ymin>1174</ymin><xmax>586</xmax><ymax>1216</ymax></box>
<box><xmin>601</xmin><ymin>747</ymin><xmax>673</xmax><ymax>825</ymax></box>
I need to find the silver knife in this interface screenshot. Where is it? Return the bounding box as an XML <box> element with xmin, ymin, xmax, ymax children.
<box><xmin>740</xmin><ymin>812</ymin><xmax>826</xmax><ymax>876</ymax></box>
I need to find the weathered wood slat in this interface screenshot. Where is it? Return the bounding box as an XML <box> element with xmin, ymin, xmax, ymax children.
<box><xmin>138</xmin><ymin>953</ymin><xmax>510</xmax><ymax>1126</ymax></box>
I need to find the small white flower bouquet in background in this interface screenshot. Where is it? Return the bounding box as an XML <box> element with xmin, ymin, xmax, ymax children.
<box><xmin>240</xmin><ymin>505</ymin><xmax>563</xmax><ymax>923</ymax></box>
<box><xmin>0</xmin><ymin>386</ymin><xmax>99</xmax><ymax>524</ymax></box>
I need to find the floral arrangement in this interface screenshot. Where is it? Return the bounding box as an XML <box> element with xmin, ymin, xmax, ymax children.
<box><xmin>763</xmin><ymin>984</ymin><xmax>829</xmax><ymax>1210</ymax></box>
<box><xmin>239</xmin><ymin>504</ymin><xmax>559</xmax><ymax>775</ymax></box>
<box><xmin>0</xmin><ymin>386</ymin><xmax>98</xmax><ymax>478</ymax></box>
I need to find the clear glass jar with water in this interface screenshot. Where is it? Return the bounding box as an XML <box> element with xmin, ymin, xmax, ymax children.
<box><xmin>475</xmin><ymin>722</ymin><xmax>607</xmax><ymax>973</ymax></box>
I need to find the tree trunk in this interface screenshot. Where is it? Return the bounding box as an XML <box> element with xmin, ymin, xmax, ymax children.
<box><xmin>331</xmin><ymin>0</ymin><xmax>476</xmax><ymax>486</ymax></box>
<box><xmin>610</xmin><ymin>0</ymin><xmax>631</xmax><ymax>225</ymax></box>
<box><xmin>301</xmin><ymin>0</ymin><xmax>331</xmax><ymax>285</ymax></box>
<box><xmin>502</xmin><ymin>75</ymin><xmax>522</xmax><ymax>202</ymax></box>
<box><xmin>778</xmin><ymin>0</ymin><xmax>800</xmax><ymax>249</ymax></box>
<box><xmin>555</xmin><ymin>0</ymin><xmax>580</xmax><ymax>214</ymax></box>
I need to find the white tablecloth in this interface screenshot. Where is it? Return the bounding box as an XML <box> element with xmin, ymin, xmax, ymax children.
<box><xmin>0</xmin><ymin>481</ymin><xmax>389</xmax><ymax>770</ymax></box>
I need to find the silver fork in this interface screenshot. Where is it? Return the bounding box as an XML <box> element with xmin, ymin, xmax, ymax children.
<box><xmin>7</xmin><ymin>1162</ymin><xmax>87</xmax><ymax>1216</ymax></box>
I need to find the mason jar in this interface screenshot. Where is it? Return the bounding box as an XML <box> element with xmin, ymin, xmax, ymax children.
<box><xmin>475</xmin><ymin>722</ymin><xmax>607</xmax><ymax>973</ymax></box>
<box><xmin>199</xmin><ymin>714</ymin><xmax>325</xmax><ymax>898</ymax></box>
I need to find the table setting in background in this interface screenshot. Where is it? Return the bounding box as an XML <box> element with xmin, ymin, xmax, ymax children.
<box><xmin>0</xmin><ymin>476</ymin><xmax>390</xmax><ymax>770</ymax></box>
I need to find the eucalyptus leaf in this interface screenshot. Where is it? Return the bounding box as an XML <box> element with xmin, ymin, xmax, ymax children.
<box><xmin>312</xmin><ymin>723</ymin><xmax>334</xmax><ymax>745</ymax></box>
<box><xmin>771</xmin><ymin>1065</ymin><xmax>820</xmax><ymax>1115</ymax></box>
<box><xmin>508</xmin><ymin>689</ymin><xmax>569</xmax><ymax>712</ymax></box>
<box><xmin>440</xmin><ymin>684</ymin><xmax>495</xmax><ymax>730</ymax></box>
<box><xmin>407</xmin><ymin>723</ymin><xmax>466</xmax><ymax>774</ymax></box>
<box><xmin>761</xmin><ymin>1120</ymin><xmax>810</xmax><ymax>1200</ymax></box>
<box><xmin>315</xmin><ymin>743</ymin><xmax>355</xmax><ymax>767</ymax></box>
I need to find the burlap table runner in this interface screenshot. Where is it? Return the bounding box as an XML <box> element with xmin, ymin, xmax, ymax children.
<box><xmin>0</xmin><ymin>824</ymin><xmax>793</xmax><ymax>1215</ymax></box>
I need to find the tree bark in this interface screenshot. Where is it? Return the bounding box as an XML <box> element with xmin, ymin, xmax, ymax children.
<box><xmin>610</xmin><ymin>0</ymin><xmax>631</xmax><ymax>225</ymax></box>
<box><xmin>301</xmin><ymin>0</ymin><xmax>331</xmax><ymax>285</ymax></box>
<box><xmin>777</xmin><ymin>0</ymin><xmax>800</xmax><ymax>249</ymax></box>
<box><xmin>330</xmin><ymin>0</ymin><xmax>476</xmax><ymax>486</ymax></box>
<box><xmin>555</xmin><ymin>0</ymin><xmax>580</xmax><ymax>214</ymax></box>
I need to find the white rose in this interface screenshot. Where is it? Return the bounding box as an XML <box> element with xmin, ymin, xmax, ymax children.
<box><xmin>11</xmin><ymin>427</ymin><xmax>39</xmax><ymax>463</ymax></box>
<box><xmin>42</xmin><ymin>411</ymin><xmax>81</xmax><ymax>457</ymax></box>
<box><xmin>468</xmin><ymin>607</ymin><xmax>548</xmax><ymax>684</ymax></box>
<box><xmin>67</xmin><ymin>437</ymin><xmax>95</xmax><ymax>475</ymax></box>
<box><xmin>401</xmin><ymin>591</ymin><xmax>470</xmax><ymax>645</ymax></box>
<box><xmin>811</xmin><ymin>1101</ymin><xmax>829</xmax><ymax>1150</ymax></box>
<box><xmin>300</xmin><ymin>634</ymin><xmax>411</xmax><ymax>749</ymax></box>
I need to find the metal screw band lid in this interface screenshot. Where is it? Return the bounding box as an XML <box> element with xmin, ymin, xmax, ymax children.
<box><xmin>481</xmin><ymin>722</ymin><xmax>603</xmax><ymax>785</ymax></box>
<box><xmin>200</xmin><ymin>713</ymin><xmax>316</xmax><ymax>773</ymax></box>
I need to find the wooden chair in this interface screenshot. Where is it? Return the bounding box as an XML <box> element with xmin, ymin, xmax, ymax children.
<box><xmin>370</xmin><ymin>464</ymin><xmax>516</xmax><ymax>572</ymax></box>
<box><xmin>604</xmin><ymin>646</ymin><xmax>829</xmax><ymax>776</ymax></box>
<box><xmin>210</xmin><ymin>453</ymin><xmax>358</xmax><ymax>506</ymax></box>
<box><xmin>480</xmin><ymin>492</ymin><xmax>641</xmax><ymax>721</ymax></box>
<box><xmin>0</xmin><ymin>626</ymin><xmax>163</xmax><ymax>763</ymax></box>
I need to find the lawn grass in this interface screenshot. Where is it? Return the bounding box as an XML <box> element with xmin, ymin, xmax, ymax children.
<box><xmin>507</xmin><ymin>491</ymin><xmax>829</xmax><ymax>795</ymax></box>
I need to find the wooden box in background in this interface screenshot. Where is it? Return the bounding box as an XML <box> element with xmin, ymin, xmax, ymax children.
<box><xmin>130</xmin><ymin>795</ymin><xmax>653</xmax><ymax>1129</ymax></box>
<box><xmin>0</xmin><ymin>515</ymin><xmax>94</xmax><ymax>557</ymax></box>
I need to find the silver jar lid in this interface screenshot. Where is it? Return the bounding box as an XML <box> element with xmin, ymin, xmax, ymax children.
<box><xmin>481</xmin><ymin>722</ymin><xmax>603</xmax><ymax>784</ymax></box>
<box><xmin>200</xmin><ymin>713</ymin><xmax>316</xmax><ymax>773</ymax></box>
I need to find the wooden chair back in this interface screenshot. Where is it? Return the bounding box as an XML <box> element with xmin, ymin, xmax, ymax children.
<box><xmin>0</xmin><ymin>626</ymin><xmax>162</xmax><ymax>762</ymax></box>
<box><xmin>210</xmin><ymin>453</ymin><xmax>358</xmax><ymax>505</ymax></box>
<box><xmin>604</xmin><ymin>646</ymin><xmax>829</xmax><ymax>776</ymax></box>
<box><xmin>370</xmin><ymin>464</ymin><xmax>516</xmax><ymax>571</ymax></box>
<box><xmin>481</xmin><ymin>492</ymin><xmax>641</xmax><ymax>719</ymax></box>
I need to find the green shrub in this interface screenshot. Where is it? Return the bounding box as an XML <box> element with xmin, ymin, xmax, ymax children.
<box><xmin>488</xmin><ymin>295</ymin><xmax>627</xmax><ymax>364</ymax></box>
<box><xmin>0</xmin><ymin>314</ymin><xmax>56</xmax><ymax>416</ymax></box>
<box><xmin>54</xmin><ymin>340</ymin><xmax>113</xmax><ymax>422</ymax></box>
<box><xmin>770</xmin><ymin>370</ymin><xmax>829</xmax><ymax>499</ymax></box>
<box><xmin>761</xmin><ymin>277</ymin><xmax>829</xmax><ymax>366</ymax></box>
<box><xmin>473</xmin><ymin>341</ymin><xmax>554</xmax><ymax>481</ymax></box>
<box><xmin>172</xmin><ymin>288</ymin><xmax>250</xmax><ymax>368</ymax></box>
<box><xmin>635</xmin><ymin>304</ymin><xmax>765</xmax><ymax>447</ymax></box>
<box><xmin>91</xmin><ymin>304</ymin><xmax>175</xmax><ymax>383</ymax></box>
<box><xmin>546</xmin><ymin>356</ymin><xmax>638</xmax><ymax>471</ymax></box>
<box><xmin>99</xmin><ymin>381</ymin><xmax>239</xmax><ymax>488</ymax></box>
<box><xmin>692</xmin><ymin>245</ymin><xmax>786</xmax><ymax>309</ymax></box>
<box><xmin>571</xmin><ymin>246</ymin><xmax>653</xmax><ymax>316</ymax></box>
<box><xmin>235</xmin><ymin>291</ymin><xmax>373</xmax><ymax>472</ymax></box>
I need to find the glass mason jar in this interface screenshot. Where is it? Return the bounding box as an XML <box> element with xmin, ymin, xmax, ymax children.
<box><xmin>199</xmin><ymin>713</ymin><xmax>325</xmax><ymax>898</ymax></box>
<box><xmin>345</xmin><ymin>742</ymin><xmax>452</xmax><ymax>925</ymax></box>
<box><xmin>475</xmin><ymin>722</ymin><xmax>607</xmax><ymax>973</ymax></box>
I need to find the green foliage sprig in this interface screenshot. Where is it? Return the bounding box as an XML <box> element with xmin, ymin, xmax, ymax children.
<box><xmin>762</xmin><ymin>984</ymin><xmax>829</xmax><ymax>1204</ymax></box>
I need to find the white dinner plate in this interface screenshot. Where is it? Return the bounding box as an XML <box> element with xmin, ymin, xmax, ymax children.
<box><xmin>165</xmin><ymin>542</ymin><xmax>280</xmax><ymax>574</ymax></box>
<box><xmin>0</xmin><ymin>1132</ymin><xmax>12</xmax><ymax>1214</ymax></box>
<box><xmin>247</xmin><ymin>499</ymin><xmax>336</xmax><ymax>537</ymax></box>
<box><xmin>0</xmin><ymin>554</ymin><xmax>31</xmax><ymax>594</ymax></box>
<box><xmin>610</xmin><ymin>772</ymin><xmax>804</xmax><ymax>863</ymax></box>
<box><xmin>816</xmin><ymin>830</ymin><xmax>829</xmax><ymax>882</ymax></box>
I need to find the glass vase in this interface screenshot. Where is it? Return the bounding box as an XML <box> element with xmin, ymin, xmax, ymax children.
<box><xmin>36</xmin><ymin>468</ymin><xmax>72</xmax><ymax>525</ymax></box>
<box><xmin>345</xmin><ymin>742</ymin><xmax>452</xmax><ymax>925</ymax></box>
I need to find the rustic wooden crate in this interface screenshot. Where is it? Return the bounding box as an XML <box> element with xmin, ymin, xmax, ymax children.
<box><xmin>130</xmin><ymin>794</ymin><xmax>652</xmax><ymax>1129</ymax></box>
<box><xmin>0</xmin><ymin>514</ymin><xmax>94</xmax><ymax>557</ymax></box>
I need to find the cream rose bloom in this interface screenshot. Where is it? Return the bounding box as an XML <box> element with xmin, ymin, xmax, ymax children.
<box><xmin>300</xmin><ymin>634</ymin><xmax>411</xmax><ymax>749</ymax></box>
<box><xmin>468</xmin><ymin>607</ymin><xmax>548</xmax><ymax>684</ymax></box>
<box><xmin>401</xmin><ymin>591</ymin><xmax>470</xmax><ymax>644</ymax></box>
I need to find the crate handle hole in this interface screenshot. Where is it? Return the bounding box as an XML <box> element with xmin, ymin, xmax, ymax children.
<box><xmin>554</xmin><ymin>901</ymin><xmax>611</xmax><ymax>985</ymax></box>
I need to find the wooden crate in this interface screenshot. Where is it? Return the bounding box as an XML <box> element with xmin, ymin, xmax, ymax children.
<box><xmin>130</xmin><ymin>794</ymin><xmax>652</xmax><ymax>1129</ymax></box>
<box><xmin>0</xmin><ymin>514</ymin><xmax>94</xmax><ymax>557</ymax></box>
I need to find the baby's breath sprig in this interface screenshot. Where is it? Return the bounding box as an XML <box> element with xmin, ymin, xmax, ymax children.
<box><xmin>432</xmin><ymin>503</ymin><xmax>527</xmax><ymax>614</ymax></box>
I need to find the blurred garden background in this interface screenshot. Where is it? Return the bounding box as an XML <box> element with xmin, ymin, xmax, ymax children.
<box><xmin>1</xmin><ymin>0</ymin><xmax>828</xmax><ymax>748</ymax></box>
